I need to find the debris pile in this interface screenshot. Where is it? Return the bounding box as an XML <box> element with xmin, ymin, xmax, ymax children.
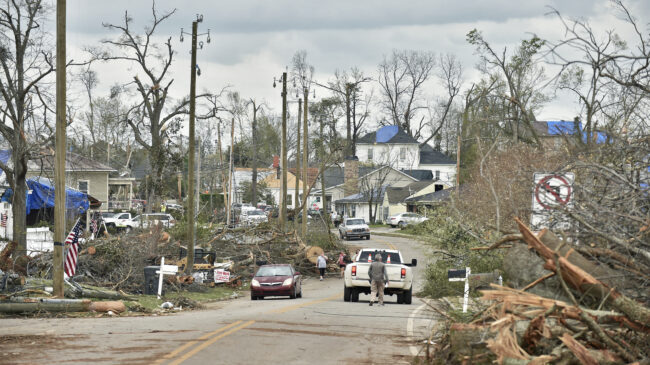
<box><xmin>435</xmin><ymin>218</ymin><xmax>650</xmax><ymax>364</ymax></box>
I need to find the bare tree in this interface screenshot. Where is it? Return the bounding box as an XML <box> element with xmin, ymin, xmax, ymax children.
<box><xmin>0</xmin><ymin>0</ymin><xmax>54</xmax><ymax>250</ymax></box>
<box><xmin>93</xmin><ymin>4</ymin><xmax>192</xmax><ymax>208</ymax></box>
<box><xmin>316</xmin><ymin>67</ymin><xmax>372</xmax><ymax>156</ymax></box>
<box><xmin>545</xmin><ymin>1</ymin><xmax>649</xmax><ymax>145</ymax></box>
<box><xmin>377</xmin><ymin>50</ymin><xmax>435</xmax><ymax>139</ymax></box>
<box><xmin>421</xmin><ymin>53</ymin><xmax>463</xmax><ymax>147</ymax></box>
<box><xmin>467</xmin><ymin>29</ymin><xmax>548</xmax><ymax>145</ymax></box>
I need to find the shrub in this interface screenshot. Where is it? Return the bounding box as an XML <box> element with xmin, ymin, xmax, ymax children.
<box><xmin>412</xmin><ymin>207</ymin><xmax>505</xmax><ymax>298</ymax></box>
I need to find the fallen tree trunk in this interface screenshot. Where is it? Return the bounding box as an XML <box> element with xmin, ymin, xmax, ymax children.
<box><xmin>515</xmin><ymin>218</ymin><xmax>650</xmax><ymax>328</ymax></box>
<box><xmin>0</xmin><ymin>298</ymin><xmax>91</xmax><ymax>313</ymax></box>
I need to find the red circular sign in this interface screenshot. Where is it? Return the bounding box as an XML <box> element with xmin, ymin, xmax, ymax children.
<box><xmin>534</xmin><ymin>174</ymin><xmax>572</xmax><ymax>210</ymax></box>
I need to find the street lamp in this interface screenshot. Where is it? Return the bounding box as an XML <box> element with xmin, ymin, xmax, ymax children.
<box><xmin>179</xmin><ymin>14</ymin><xmax>210</xmax><ymax>275</ymax></box>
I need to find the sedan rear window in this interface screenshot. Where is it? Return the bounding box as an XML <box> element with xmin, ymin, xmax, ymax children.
<box><xmin>256</xmin><ymin>266</ymin><xmax>292</xmax><ymax>277</ymax></box>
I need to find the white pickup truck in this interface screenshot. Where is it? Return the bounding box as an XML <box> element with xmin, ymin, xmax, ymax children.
<box><xmin>102</xmin><ymin>212</ymin><xmax>132</xmax><ymax>230</ymax></box>
<box><xmin>343</xmin><ymin>248</ymin><xmax>417</xmax><ymax>304</ymax></box>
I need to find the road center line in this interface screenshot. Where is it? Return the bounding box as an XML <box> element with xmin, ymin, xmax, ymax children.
<box><xmin>373</xmin><ymin>236</ymin><xmax>397</xmax><ymax>250</ymax></box>
<box><xmin>168</xmin><ymin>320</ymin><xmax>255</xmax><ymax>365</ymax></box>
<box><xmin>154</xmin><ymin>320</ymin><xmax>244</xmax><ymax>364</ymax></box>
<box><xmin>269</xmin><ymin>293</ymin><xmax>341</xmax><ymax>314</ymax></box>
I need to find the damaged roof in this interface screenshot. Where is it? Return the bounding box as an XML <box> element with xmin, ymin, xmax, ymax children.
<box><xmin>28</xmin><ymin>152</ymin><xmax>116</xmax><ymax>172</ymax></box>
<box><xmin>419</xmin><ymin>144</ymin><xmax>455</xmax><ymax>165</ymax></box>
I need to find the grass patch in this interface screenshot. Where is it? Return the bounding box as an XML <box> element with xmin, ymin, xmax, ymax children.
<box><xmin>126</xmin><ymin>286</ymin><xmax>238</xmax><ymax>312</ymax></box>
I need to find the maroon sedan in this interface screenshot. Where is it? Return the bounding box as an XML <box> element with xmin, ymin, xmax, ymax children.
<box><xmin>251</xmin><ymin>264</ymin><xmax>302</xmax><ymax>300</ymax></box>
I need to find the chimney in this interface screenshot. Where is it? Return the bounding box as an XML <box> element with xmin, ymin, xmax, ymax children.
<box><xmin>273</xmin><ymin>155</ymin><xmax>280</xmax><ymax>179</ymax></box>
<box><xmin>344</xmin><ymin>156</ymin><xmax>359</xmax><ymax>197</ymax></box>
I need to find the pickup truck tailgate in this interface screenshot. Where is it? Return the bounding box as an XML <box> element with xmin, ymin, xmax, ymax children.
<box><xmin>353</xmin><ymin>263</ymin><xmax>403</xmax><ymax>281</ymax></box>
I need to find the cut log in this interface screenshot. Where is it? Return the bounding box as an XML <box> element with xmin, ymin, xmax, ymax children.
<box><xmin>515</xmin><ymin>218</ymin><xmax>650</xmax><ymax>328</ymax></box>
<box><xmin>89</xmin><ymin>301</ymin><xmax>126</xmax><ymax>313</ymax></box>
<box><xmin>0</xmin><ymin>298</ymin><xmax>91</xmax><ymax>313</ymax></box>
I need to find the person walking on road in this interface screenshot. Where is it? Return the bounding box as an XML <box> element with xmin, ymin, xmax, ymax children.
<box><xmin>367</xmin><ymin>253</ymin><xmax>389</xmax><ymax>306</ymax></box>
<box><xmin>317</xmin><ymin>253</ymin><xmax>328</xmax><ymax>281</ymax></box>
<box><xmin>337</xmin><ymin>252</ymin><xmax>347</xmax><ymax>279</ymax></box>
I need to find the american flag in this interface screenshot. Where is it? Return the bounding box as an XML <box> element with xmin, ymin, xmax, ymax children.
<box><xmin>91</xmin><ymin>217</ymin><xmax>98</xmax><ymax>235</ymax></box>
<box><xmin>0</xmin><ymin>213</ymin><xmax>6</xmax><ymax>228</ymax></box>
<box><xmin>64</xmin><ymin>219</ymin><xmax>83</xmax><ymax>279</ymax></box>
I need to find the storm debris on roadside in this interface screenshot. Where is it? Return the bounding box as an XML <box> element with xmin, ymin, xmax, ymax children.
<box><xmin>1</xmin><ymin>218</ymin><xmax>347</xmax><ymax>314</ymax></box>
<box><xmin>429</xmin><ymin>219</ymin><xmax>650</xmax><ymax>364</ymax></box>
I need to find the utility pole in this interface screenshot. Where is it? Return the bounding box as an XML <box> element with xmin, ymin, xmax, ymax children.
<box><xmin>301</xmin><ymin>89</ymin><xmax>309</xmax><ymax>237</ymax></box>
<box><xmin>185</xmin><ymin>19</ymin><xmax>198</xmax><ymax>275</ymax></box>
<box><xmin>228</xmin><ymin>117</ymin><xmax>235</xmax><ymax>225</ymax></box>
<box><xmin>280</xmin><ymin>73</ymin><xmax>288</xmax><ymax>231</ymax></box>
<box><xmin>197</xmin><ymin>136</ymin><xmax>201</xmax><ymax>216</ymax></box>
<box><xmin>53</xmin><ymin>0</ymin><xmax>66</xmax><ymax>298</ymax></box>
<box><xmin>295</xmin><ymin>99</ymin><xmax>301</xmax><ymax>209</ymax></box>
<box><xmin>180</xmin><ymin>15</ymin><xmax>210</xmax><ymax>275</ymax></box>
<box><xmin>217</xmin><ymin>123</ymin><xmax>228</xmax><ymax>222</ymax></box>
<box><xmin>177</xmin><ymin>172</ymin><xmax>182</xmax><ymax>202</ymax></box>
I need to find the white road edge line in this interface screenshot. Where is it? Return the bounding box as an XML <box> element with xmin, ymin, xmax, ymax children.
<box><xmin>407</xmin><ymin>300</ymin><xmax>427</xmax><ymax>357</ymax></box>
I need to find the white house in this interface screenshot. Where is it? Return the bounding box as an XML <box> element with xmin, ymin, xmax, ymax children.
<box><xmin>356</xmin><ymin>126</ymin><xmax>457</xmax><ymax>186</ymax></box>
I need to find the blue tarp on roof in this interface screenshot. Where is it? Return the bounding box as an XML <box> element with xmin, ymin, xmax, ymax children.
<box><xmin>376</xmin><ymin>125</ymin><xmax>398</xmax><ymax>143</ymax></box>
<box><xmin>547</xmin><ymin>121</ymin><xmax>582</xmax><ymax>135</ymax></box>
<box><xmin>582</xmin><ymin>131</ymin><xmax>608</xmax><ymax>144</ymax></box>
<box><xmin>1</xmin><ymin>176</ymin><xmax>89</xmax><ymax>214</ymax></box>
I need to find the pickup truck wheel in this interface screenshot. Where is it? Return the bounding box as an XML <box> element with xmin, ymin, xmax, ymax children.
<box><xmin>343</xmin><ymin>286</ymin><xmax>351</xmax><ymax>302</ymax></box>
<box><xmin>339</xmin><ymin>231</ymin><xmax>344</xmax><ymax>239</ymax></box>
<box><xmin>350</xmin><ymin>289</ymin><xmax>359</xmax><ymax>302</ymax></box>
<box><xmin>396</xmin><ymin>294</ymin><xmax>404</xmax><ymax>304</ymax></box>
<box><xmin>403</xmin><ymin>287</ymin><xmax>412</xmax><ymax>304</ymax></box>
<box><xmin>366</xmin><ymin>234</ymin><xmax>370</xmax><ymax>240</ymax></box>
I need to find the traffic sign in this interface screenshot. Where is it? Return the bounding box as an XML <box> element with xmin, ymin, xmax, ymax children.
<box><xmin>531</xmin><ymin>172</ymin><xmax>575</xmax><ymax>230</ymax></box>
<box><xmin>534</xmin><ymin>173</ymin><xmax>574</xmax><ymax>210</ymax></box>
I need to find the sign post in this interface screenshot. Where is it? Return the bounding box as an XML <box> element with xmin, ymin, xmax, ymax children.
<box><xmin>448</xmin><ymin>267</ymin><xmax>471</xmax><ymax>313</ymax></box>
<box><xmin>531</xmin><ymin>173</ymin><xmax>574</xmax><ymax>230</ymax></box>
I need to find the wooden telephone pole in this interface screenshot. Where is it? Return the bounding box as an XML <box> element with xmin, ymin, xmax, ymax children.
<box><xmin>185</xmin><ymin>19</ymin><xmax>198</xmax><ymax>275</ymax></box>
<box><xmin>280</xmin><ymin>72</ymin><xmax>288</xmax><ymax>231</ymax></box>
<box><xmin>53</xmin><ymin>0</ymin><xmax>66</xmax><ymax>297</ymax></box>
<box><xmin>294</xmin><ymin>99</ymin><xmax>301</xmax><ymax>209</ymax></box>
<box><xmin>301</xmin><ymin>90</ymin><xmax>309</xmax><ymax>237</ymax></box>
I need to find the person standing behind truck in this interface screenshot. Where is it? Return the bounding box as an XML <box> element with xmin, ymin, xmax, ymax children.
<box><xmin>367</xmin><ymin>253</ymin><xmax>389</xmax><ymax>306</ymax></box>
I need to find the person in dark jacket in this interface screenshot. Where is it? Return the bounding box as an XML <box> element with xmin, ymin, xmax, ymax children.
<box><xmin>367</xmin><ymin>253</ymin><xmax>389</xmax><ymax>306</ymax></box>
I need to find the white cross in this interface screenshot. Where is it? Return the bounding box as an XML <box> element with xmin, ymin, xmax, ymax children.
<box><xmin>155</xmin><ymin>257</ymin><xmax>178</xmax><ymax>299</ymax></box>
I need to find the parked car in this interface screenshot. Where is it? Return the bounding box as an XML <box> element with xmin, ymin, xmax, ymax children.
<box><xmin>165</xmin><ymin>203</ymin><xmax>183</xmax><ymax>212</ymax></box>
<box><xmin>250</xmin><ymin>264</ymin><xmax>302</xmax><ymax>300</ymax></box>
<box><xmin>120</xmin><ymin>213</ymin><xmax>177</xmax><ymax>230</ymax></box>
<box><xmin>388</xmin><ymin>213</ymin><xmax>428</xmax><ymax>228</ymax></box>
<box><xmin>103</xmin><ymin>212</ymin><xmax>132</xmax><ymax>229</ymax></box>
<box><xmin>338</xmin><ymin>218</ymin><xmax>370</xmax><ymax>240</ymax></box>
<box><xmin>241</xmin><ymin>209</ymin><xmax>268</xmax><ymax>226</ymax></box>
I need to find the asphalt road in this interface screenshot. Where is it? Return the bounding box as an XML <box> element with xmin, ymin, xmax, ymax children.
<box><xmin>0</xmin><ymin>232</ymin><xmax>437</xmax><ymax>365</ymax></box>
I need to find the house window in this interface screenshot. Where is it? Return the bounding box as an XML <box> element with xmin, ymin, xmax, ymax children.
<box><xmin>435</xmin><ymin>170</ymin><xmax>440</xmax><ymax>180</ymax></box>
<box><xmin>350</xmin><ymin>204</ymin><xmax>356</xmax><ymax>217</ymax></box>
<box><xmin>287</xmin><ymin>194</ymin><xmax>293</xmax><ymax>206</ymax></box>
<box><xmin>78</xmin><ymin>180</ymin><xmax>89</xmax><ymax>194</ymax></box>
<box><xmin>435</xmin><ymin>184</ymin><xmax>443</xmax><ymax>192</ymax></box>
<box><xmin>315</xmin><ymin>196</ymin><xmax>321</xmax><ymax>203</ymax></box>
<box><xmin>399</xmin><ymin>147</ymin><xmax>406</xmax><ymax>160</ymax></box>
<box><xmin>367</xmin><ymin>148</ymin><xmax>373</xmax><ymax>160</ymax></box>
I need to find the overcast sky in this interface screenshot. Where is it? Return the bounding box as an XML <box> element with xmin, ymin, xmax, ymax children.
<box><xmin>64</xmin><ymin>0</ymin><xmax>648</xmax><ymax>137</ymax></box>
